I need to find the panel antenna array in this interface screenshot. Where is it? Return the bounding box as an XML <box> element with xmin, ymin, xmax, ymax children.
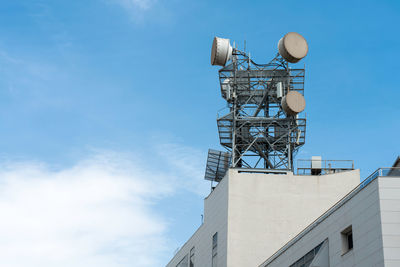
<box><xmin>205</xmin><ymin>32</ymin><xmax>309</xmax><ymax>182</ymax></box>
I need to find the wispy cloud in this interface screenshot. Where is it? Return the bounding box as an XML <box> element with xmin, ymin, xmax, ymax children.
<box><xmin>0</xmin><ymin>145</ymin><xmax>205</xmax><ymax>267</ymax></box>
<box><xmin>0</xmin><ymin>48</ymin><xmax>67</xmax><ymax>100</ymax></box>
<box><xmin>156</xmin><ymin>143</ymin><xmax>209</xmax><ymax>196</ymax></box>
<box><xmin>107</xmin><ymin>0</ymin><xmax>172</xmax><ymax>23</ymax></box>
<box><xmin>114</xmin><ymin>0</ymin><xmax>156</xmax><ymax>10</ymax></box>
<box><xmin>0</xmin><ymin>50</ymin><xmax>62</xmax><ymax>82</ymax></box>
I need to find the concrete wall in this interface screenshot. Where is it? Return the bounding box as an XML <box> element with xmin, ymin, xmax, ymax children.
<box><xmin>263</xmin><ymin>177</ymin><xmax>386</xmax><ymax>267</ymax></box>
<box><xmin>166</xmin><ymin>173</ymin><xmax>229</xmax><ymax>267</ymax></box>
<box><xmin>226</xmin><ymin>169</ymin><xmax>360</xmax><ymax>267</ymax></box>
<box><xmin>379</xmin><ymin>177</ymin><xmax>400</xmax><ymax>267</ymax></box>
<box><xmin>167</xmin><ymin>169</ymin><xmax>360</xmax><ymax>267</ymax></box>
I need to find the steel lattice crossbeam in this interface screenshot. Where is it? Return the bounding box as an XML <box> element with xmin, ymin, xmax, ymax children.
<box><xmin>216</xmin><ymin>51</ymin><xmax>306</xmax><ymax>170</ymax></box>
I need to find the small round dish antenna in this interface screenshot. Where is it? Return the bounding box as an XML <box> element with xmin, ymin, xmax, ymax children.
<box><xmin>281</xmin><ymin>90</ymin><xmax>306</xmax><ymax>116</ymax></box>
<box><xmin>211</xmin><ymin>37</ymin><xmax>233</xmax><ymax>66</ymax></box>
<box><xmin>278</xmin><ymin>32</ymin><xmax>308</xmax><ymax>63</ymax></box>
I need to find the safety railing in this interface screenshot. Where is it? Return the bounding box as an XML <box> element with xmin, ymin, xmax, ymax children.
<box><xmin>361</xmin><ymin>167</ymin><xmax>400</xmax><ymax>187</ymax></box>
<box><xmin>297</xmin><ymin>159</ymin><xmax>354</xmax><ymax>175</ymax></box>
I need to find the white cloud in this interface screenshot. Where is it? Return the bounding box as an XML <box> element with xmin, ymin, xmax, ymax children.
<box><xmin>0</xmin><ymin>148</ymin><xmax>203</xmax><ymax>267</ymax></box>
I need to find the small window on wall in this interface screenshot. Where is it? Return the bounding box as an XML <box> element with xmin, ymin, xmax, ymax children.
<box><xmin>341</xmin><ymin>225</ymin><xmax>353</xmax><ymax>255</ymax></box>
<box><xmin>212</xmin><ymin>232</ymin><xmax>218</xmax><ymax>267</ymax></box>
<box><xmin>190</xmin><ymin>247</ymin><xmax>195</xmax><ymax>267</ymax></box>
<box><xmin>288</xmin><ymin>241</ymin><xmax>324</xmax><ymax>267</ymax></box>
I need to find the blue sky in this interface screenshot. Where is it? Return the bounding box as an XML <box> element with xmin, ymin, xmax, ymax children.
<box><xmin>0</xmin><ymin>0</ymin><xmax>399</xmax><ymax>266</ymax></box>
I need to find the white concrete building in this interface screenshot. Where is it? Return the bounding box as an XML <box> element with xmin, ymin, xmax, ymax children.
<box><xmin>260</xmin><ymin>166</ymin><xmax>400</xmax><ymax>267</ymax></box>
<box><xmin>166</xmin><ymin>158</ymin><xmax>400</xmax><ymax>267</ymax></box>
<box><xmin>166</xmin><ymin>167</ymin><xmax>361</xmax><ymax>267</ymax></box>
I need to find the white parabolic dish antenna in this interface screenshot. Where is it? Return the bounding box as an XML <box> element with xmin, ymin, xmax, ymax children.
<box><xmin>281</xmin><ymin>90</ymin><xmax>306</xmax><ymax>116</ymax></box>
<box><xmin>211</xmin><ymin>37</ymin><xmax>233</xmax><ymax>66</ymax></box>
<box><xmin>278</xmin><ymin>32</ymin><xmax>308</xmax><ymax>63</ymax></box>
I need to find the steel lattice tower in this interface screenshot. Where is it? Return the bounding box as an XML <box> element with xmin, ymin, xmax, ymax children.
<box><xmin>205</xmin><ymin>33</ymin><xmax>308</xmax><ymax>182</ymax></box>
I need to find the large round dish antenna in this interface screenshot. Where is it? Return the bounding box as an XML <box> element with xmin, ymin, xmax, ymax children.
<box><xmin>281</xmin><ymin>90</ymin><xmax>306</xmax><ymax>116</ymax></box>
<box><xmin>278</xmin><ymin>32</ymin><xmax>308</xmax><ymax>63</ymax></box>
<box><xmin>211</xmin><ymin>37</ymin><xmax>233</xmax><ymax>66</ymax></box>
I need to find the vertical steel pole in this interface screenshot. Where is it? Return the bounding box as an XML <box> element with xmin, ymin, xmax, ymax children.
<box><xmin>231</xmin><ymin>54</ymin><xmax>238</xmax><ymax>167</ymax></box>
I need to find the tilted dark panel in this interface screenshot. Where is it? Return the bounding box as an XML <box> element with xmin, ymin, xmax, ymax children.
<box><xmin>204</xmin><ymin>149</ymin><xmax>231</xmax><ymax>182</ymax></box>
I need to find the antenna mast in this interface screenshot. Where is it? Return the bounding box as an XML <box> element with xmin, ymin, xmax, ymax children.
<box><xmin>205</xmin><ymin>33</ymin><xmax>309</xmax><ymax>182</ymax></box>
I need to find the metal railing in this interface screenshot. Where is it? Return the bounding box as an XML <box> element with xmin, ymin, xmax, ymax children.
<box><xmin>297</xmin><ymin>159</ymin><xmax>354</xmax><ymax>175</ymax></box>
<box><xmin>361</xmin><ymin>167</ymin><xmax>400</xmax><ymax>187</ymax></box>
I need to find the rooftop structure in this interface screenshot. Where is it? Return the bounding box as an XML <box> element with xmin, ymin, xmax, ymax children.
<box><xmin>206</xmin><ymin>33</ymin><xmax>308</xmax><ymax>178</ymax></box>
<box><xmin>166</xmin><ymin>33</ymin><xmax>400</xmax><ymax>267</ymax></box>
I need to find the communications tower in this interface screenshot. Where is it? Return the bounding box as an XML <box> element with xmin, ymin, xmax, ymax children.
<box><xmin>205</xmin><ymin>32</ymin><xmax>309</xmax><ymax>182</ymax></box>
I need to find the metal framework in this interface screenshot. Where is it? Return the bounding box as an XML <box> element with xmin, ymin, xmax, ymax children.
<box><xmin>204</xmin><ymin>149</ymin><xmax>231</xmax><ymax>182</ymax></box>
<box><xmin>216</xmin><ymin>49</ymin><xmax>306</xmax><ymax>171</ymax></box>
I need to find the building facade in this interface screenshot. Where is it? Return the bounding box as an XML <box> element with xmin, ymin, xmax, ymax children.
<box><xmin>166</xmin><ymin>168</ymin><xmax>360</xmax><ymax>267</ymax></box>
<box><xmin>260</xmin><ymin>168</ymin><xmax>400</xmax><ymax>267</ymax></box>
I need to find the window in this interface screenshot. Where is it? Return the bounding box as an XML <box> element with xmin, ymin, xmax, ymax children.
<box><xmin>341</xmin><ymin>225</ymin><xmax>353</xmax><ymax>254</ymax></box>
<box><xmin>212</xmin><ymin>232</ymin><xmax>218</xmax><ymax>267</ymax></box>
<box><xmin>190</xmin><ymin>247</ymin><xmax>195</xmax><ymax>267</ymax></box>
<box><xmin>289</xmin><ymin>241</ymin><xmax>323</xmax><ymax>267</ymax></box>
<box><xmin>176</xmin><ymin>254</ymin><xmax>188</xmax><ymax>267</ymax></box>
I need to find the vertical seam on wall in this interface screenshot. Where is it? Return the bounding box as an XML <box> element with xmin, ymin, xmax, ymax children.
<box><xmin>377</xmin><ymin>178</ymin><xmax>386</xmax><ymax>265</ymax></box>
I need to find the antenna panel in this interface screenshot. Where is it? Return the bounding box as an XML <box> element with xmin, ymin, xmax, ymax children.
<box><xmin>204</xmin><ymin>149</ymin><xmax>231</xmax><ymax>182</ymax></box>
